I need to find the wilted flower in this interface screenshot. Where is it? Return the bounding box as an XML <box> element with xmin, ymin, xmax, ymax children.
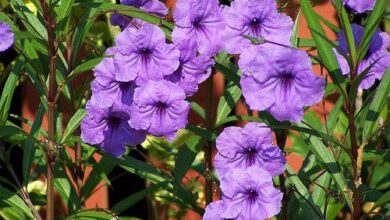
<box><xmin>335</xmin><ymin>24</ymin><xmax>390</xmax><ymax>89</ymax></box>
<box><xmin>91</xmin><ymin>56</ymin><xmax>136</xmax><ymax>108</ymax></box>
<box><xmin>342</xmin><ymin>0</ymin><xmax>376</xmax><ymax>13</ymax></box>
<box><xmin>214</xmin><ymin>122</ymin><xmax>285</xmax><ymax>178</ymax></box>
<box><xmin>172</xmin><ymin>0</ymin><xmax>225</xmax><ymax>56</ymax></box>
<box><xmin>239</xmin><ymin>45</ymin><xmax>325</xmax><ymax>122</ymax></box>
<box><xmin>111</xmin><ymin>0</ymin><xmax>168</xmax><ymax>28</ymax></box>
<box><xmin>0</xmin><ymin>22</ymin><xmax>14</xmax><ymax>52</ymax></box>
<box><xmin>81</xmin><ymin>101</ymin><xmax>146</xmax><ymax>157</ymax></box>
<box><xmin>129</xmin><ymin>80</ymin><xmax>190</xmax><ymax>140</ymax></box>
<box><xmin>203</xmin><ymin>200</ymin><xmax>224</xmax><ymax>220</ymax></box>
<box><xmin>219</xmin><ymin>167</ymin><xmax>283</xmax><ymax>219</ymax></box>
<box><xmin>114</xmin><ymin>23</ymin><xmax>180</xmax><ymax>84</ymax></box>
<box><xmin>165</xmin><ymin>41</ymin><xmax>214</xmax><ymax>96</ymax></box>
<box><xmin>223</xmin><ymin>0</ymin><xmax>293</xmax><ymax>54</ymax></box>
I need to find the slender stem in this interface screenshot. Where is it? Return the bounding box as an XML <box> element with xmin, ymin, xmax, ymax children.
<box><xmin>348</xmin><ymin>67</ymin><xmax>361</xmax><ymax>219</ymax></box>
<box><xmin>276</xmin><ymin>129</ymin><xmax>289</xmax><ymax>220</ymax></box>
<box><xmin>4</xmin><ymin>160</ymin><xmax>43</xmax><ymax>220</ymax></box>
<box><xmin>41</xmin><ymin>1</ymin><xmax>58</xmax><ymax>219</ymax></box>
<box><xmin>204</xmin><ymin>75</ymin><xmax>214</xmax><ymax>205</ymax></box>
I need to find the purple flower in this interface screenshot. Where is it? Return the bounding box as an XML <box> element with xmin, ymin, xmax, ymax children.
<box><xmin>342</xmin><ymin>0</ymin><xmax>376</xmax><ymax>13</ymax></box>
<box><xmin>0</xmin><ymin>22</ymin><xmax>14</xmax><ymax>52</ymax></box>
<box><xmin>114</xmin><ymin>23</ymin><xmax>180</xmax><ymax>84</ymax></box>
<box><xmin>335</xmin><ymin>24</ymin><xmax>390</xmax><ymax>89</ymax></box>
<box><xmin>81</xmin><ymin>101</ymin><xmax>146</xmax><ymax>157</ymax></box>
<box><xmin>165</xmin><ymin>41</ymin><xmax>214</xmax><ymax>96</ymax></box>
<box><xmin>203</xmin><ymin>200</ymin><xmax>224</xmax><ymax>220</ymax></box>
<box><xmin>111</xmin><ymin>0</ymin><xmax>167</xmax><ymax>28</ymax></box>
<box><xmin>129</xmin><ymin>80</ymin><xmax>190</xmax><ymax>140</ymax></box>
<box><xmin>220</xmin><ymin>167</ymin><xmax>283</xmax><ymax>219</ymax></box>
<box><xmin>215</xmin><ymin>122</ymin><xmax>285</xmax><ymax>178</ymax></box>
<box><xmin>239</xmin><ymin>45</ymin><xmax>325</xmax><ymax>122</ymax></box>
<box><xmin>172</xmin><ymin>0</ymin><xmax>225</xmax><ymax>56</ymax></box>
<box><xmin>222</xmin><ymin>0</ymin><xmax>293</xmax><ymax>54</ymax></box>
<box><xmin>90</xmin><ymin>56</ymin><xmax>136</xmax><ymax>108</ymax></box>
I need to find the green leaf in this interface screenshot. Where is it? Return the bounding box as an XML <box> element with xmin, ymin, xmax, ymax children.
<box><xmin>54</xmin><ymin>164</ymin><xmax>79</xmax><ymax>213</ymax></box>
<box><xmin>186</xmin><ymin>125</ymin><xmax>217</xmax><ymax>141</ymax></box>
<box><xmin>286</xmin><ymin>165</ymin><xmax>323</xmax><ymax>220</ymax></box>
<box><xmin>291</xmin><ymin>9</ymin><xmax>301</xmax><ymax>48</ymax></box>
<box><xmin>371</xmin><ymin>191</ymin><xmax>390</xmax><ymax>211</ymax></box>
<box><xmin>66</xmin><ymin>209</ymin><xmax>118</xmax><ymax>220</ymax></box>
<box><xmin>173</xmin><ymin>136</ymin><xmax>201</xmax><ymax>182</ymax></box>
<box><xmin>191</xmin><ymin>102</ymin><xmax>206</xmax><ymax>120</ymax></box>
<box><xmin>214</xmin><ymin>60</ymin><xmax>241</xmax><ymax>88</ymax></box>
<box><xmin>0</xmin><ymin>57</ymin><xmax>23</xmax><ymax>125</ymax></box>
<box><xmin>299</xmin><ymin>123</ymin><xmax>353</xmax><ymax>210</ymax></box>
<box><xmin>215</xmin><ymin>81</ymin><xmax>242</xmax><ymax>126</ymax></box>
<box><xmin>0</xmin><ymin>185</ymin><xmax>34</xmax><ymax>218</ymax></box>
<box><xmin>61</xmin><ymin>109</ymin><xmax>86</xmax><ymax>144</ymax></box>
<box><xmin>356</xmin><ymin>0</ymin><xmax>390</xmax><ymax>63</ymax></box>
<box><xmin>112</xmin><ymin>181</ymin><xmax>167</xmax><ymax>214</ymax></box>
<box><xmin>23</xmin><ymin>104</ymin><xmax>45</xmax><ymax>184</ymax></box>
<box><xmin>67</xmin><ymin>57</ymin><xmax>104</xmax><ymax>81</ymax></box>
<box><xmin>363</xmin><ymin>69</ymin><xmax>390</xmax><ymax>141</ymax></box>
<box><xmin>300</xmin><ymin>0</ymin><xmax>347</xmax><ymax>98</ymax></box>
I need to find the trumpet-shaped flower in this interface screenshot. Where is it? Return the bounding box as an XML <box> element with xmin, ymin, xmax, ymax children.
<box><xmin>342</xmin><ymin>0</ymin><xmax>376</xmax><ymax>13</ymax></box>
<box><xmin>222</xmin><ymin>0</ymin><xmax>293</xmax><ymax>54</ymax></box>
<box><xmin>335</xmin><ymin>24</ymin><xmax>390</xmax><ymax>89</ymax></box>
<box><xmin>203</xmin><ymin>201</ymin><xmax>224</xmax><ymax>220</ymax></box>
<box><xmin>0</xmin><ymin>22</ymin><xmax>14</xmax><ymax>52</ymax></box>
<box><xmin>239</xmin><ymin>45</ymin><xmax>325</xmax><ymax>122</ymax></box>
<box><xmin>114</xmin><ymin>23</ymin><xmax>180</xmax><ymax>84</ymax></box>
<box><xmin>219</xmin><ymin>167</ymin><xmax>283</xmax><ymax>219</ymax></box>
<box><xmin>172</xmin><ymin>0</ymin><xmax>225</xmax><ymax>56</ymax></box>
<box><xmin>81</xmin><ymin>101</ymin><xmax>146</xmax><ymax>157</ymax></box>
<box><xmin>129</xmin><ymin>80</ymin><xmax>190</xmax><ymax>140</ymax></box>
<box><xmin>215</xmin><ymin>122</ymin><xmax>285</xmax><ymax>178</ymax></box>
<box><xmin>91</xmin><ymin>57</ymin><xmax>136</xmax><ymax>108</ymax></box>
<box><xmin>165</xmin><ymin>41</ymin><xmax>214</xmax><ymax>96</ymax></box>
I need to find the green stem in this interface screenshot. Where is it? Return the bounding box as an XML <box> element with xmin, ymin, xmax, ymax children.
<box><xmin>276</xmin><ymin>129</ymin><xmax>289</xmax><ymax>220</ymax></box>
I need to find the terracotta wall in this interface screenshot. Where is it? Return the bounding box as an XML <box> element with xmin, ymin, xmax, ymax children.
<box><xmin>19</xmin><ymin>0</ymin><xmax>339</xmax><ymax>218</ymax></box>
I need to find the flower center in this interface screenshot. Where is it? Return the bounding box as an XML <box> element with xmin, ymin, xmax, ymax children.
<box><xmin>192</xmin><ymin>17</ymin><xmax>203</xmax><ymax>28</ymax></box>
<box><xmin>249</xmin><ymin>17</ymin><xmax>262</xmax><ymax>35</ymax></box>
<box><xmin>140</xmin><ymin>48</ymin><xmax>151</xmax><ymax>55</ymax></box>
<box><xmin>245</xmin><ymin>147</ymin><xmax>257</xmax><ymax>166</ymax></box>
<box><xmin>278</xmin><ymin>73</ymin><xmax>295</xmax><ymax>95</ymax></box>
<box><xmin>247</xmin><ymin>189</ymin><xmax>258</xmax><ymax>204</ymax></box>
<box><xmin>107</xmin><ymin>116</ymin><xmax>122</xmax><ymax>129</ymax></box>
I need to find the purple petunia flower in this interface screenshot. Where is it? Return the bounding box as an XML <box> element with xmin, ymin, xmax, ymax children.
<box><xmin>203</xmin><ymin>200</ymin><xmax>224</xmax><ymax>220</ymax></box>
<box><xmin>129</xmin><ymin>80</ymin><xmax>190</xmax><ymax>140</ymax></box>
<box><xmin>335</xmin><ymin>24</ymin><xmax>390</xmax><ymax>89</ymax></box>
<box><xmin>114</xmin><ymin>23</ymin><xmax>180</xmax><ymax>84</ymax></box>
<box><xmin>172</xmin><ymin>0</ymin><xmax>225</xmax><ymax>56</ymax></box>
<box><xmin>0</xmin><ymin>22</ymin><xmax>14</xmax><ymax>52</ymax></box>
<box><xmin>214</xmin><ymin>122</ymin><xmax>285</xmax><ymax>178</ymax></box>
<box><xmin>342</xmin><ymin>0</ymin><xmax>376</xmax><ymax>13</ymax></box>
<box><xmin>111</xmin><ymin>0</ymin><xmax>168</xmax><ymax>28</ymax></box>
<box><xmin>165</xmin><ymin>40</ymin><xmax>214</xmax><ymax>96</ymax></box>
<box><xmin>220</xmin><ymin>167</ymin><xmax>283</xmax><ymax>219</ymax></box>
<box><xmin>90</xmin><ymin>56</ymin><xmax>136</xmax><ymax>108</ymax></box>
<box><xmin>239</xmin><ymin>45</ymin><xmax>325</xmax><ymax>122</ymax></box>
<box><xmin>81</xmin><ymin>101</ymin><xmax>146</xmax><ymax>157</ymax></box>
<box><xmin>222</xmin><ymin>0</ymin><xmax>293</xmax><ymax>54</ymax></box>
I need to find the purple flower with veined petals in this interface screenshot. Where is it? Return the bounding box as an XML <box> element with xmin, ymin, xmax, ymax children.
<box><xmin>114</xmin><ymin>23</ymin><xmax>180</xmax><ymax>84</ymax></box>
<box><xmin>220</xmin><ymin>167</ymin><xmax>283</xmax><ymax>219</ymax></box>
<box><xmin>111</xmin><ymin>0</ymin><xmax>167</xmax><ymax>28</ymax></box>
<box><xmin>222</xmin><ymin>0</ymin><xmax>293</xmax><ymax>54</ymax></box>
<box><xmin>203</xmin><ymin>200</ymin><xmax>224</xmax><ymax>220</ymax></box>
<box><xmin>172</xmin><ymin>0</ymin><xmax>225</xmax><ymax>56</ymax></box>
<box><xmin>335</xmin><ymin>24</ymin><xmax>390</xmax><ymax>89</ymax></box>
<box><xmin>129</xmin><ymin>80</ymin><xmax>190</xmax><ymax>140</ymax></box>
<box><xmin>342</xmin><ymin>0</ymin><xmax>376</xmax><ymax>13</ymax></box>
<box><xmin>239</xmin><ymin>45</ymin><xmax>325</xmax><ymax>122</ymax></box>
<box><xmin>90</xmin><ymin>56</ymin><xmax>136</xmax><ymax>108</ymax></box>
<box><xmin>165</xmin><ymin>40</ymin><xmax>214</xmax><ymax>96</ymax></box>
<box><xmin>0</xmin><ymin>22</ymin><xmax>14</xmax><ymax>52</ymax></box>
<box><xmin>81</xmin><ymin>101</ymin><xmax>146</xmax><ymax>157</ymax></box>
<box><xmin>215</xmin><ymin>122</ymin><xmax>285</xmax><ymax>178</ymax></box>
